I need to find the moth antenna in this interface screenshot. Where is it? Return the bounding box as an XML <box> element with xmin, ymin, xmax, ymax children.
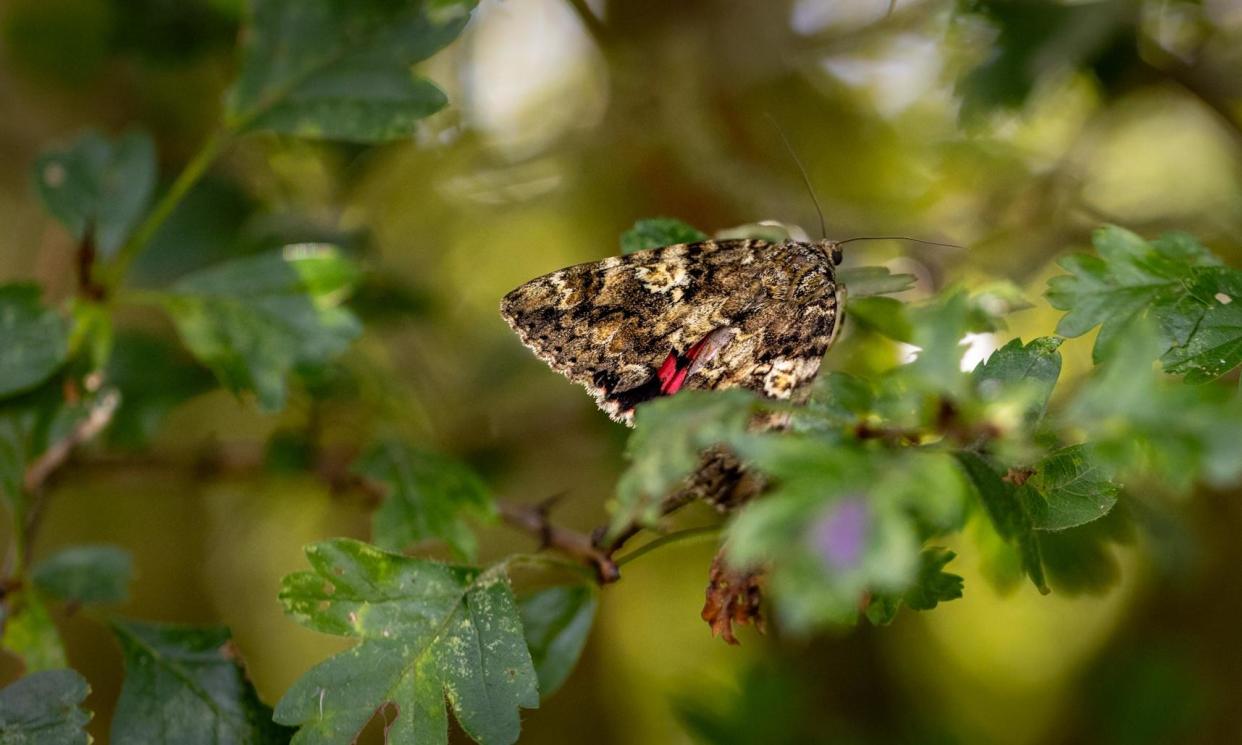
<box><xmin>764</xmin><ymin>113</ymin><xmax>828</xmax><ymax>240</ymax></box>
<box><xmin>836</xmin><ymin>236</ymin><xmax>962</xmax><ymax>250</ymax></box>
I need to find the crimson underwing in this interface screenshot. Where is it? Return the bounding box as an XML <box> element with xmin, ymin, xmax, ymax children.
<box><xmin>500</xmin><ymin>237</ymin><xmax>846</xmax><ymax>425</ymax></box>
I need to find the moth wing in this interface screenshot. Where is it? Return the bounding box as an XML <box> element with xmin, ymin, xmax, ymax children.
<box><xmin>500</xmin><ymin>239</ymin><xmax>840</xmax><ymax>424</ymax></box>
<box><xmin>500</xmin><ymin>241</ymin><xmax>758</xmax><ymax>422</ymax></box>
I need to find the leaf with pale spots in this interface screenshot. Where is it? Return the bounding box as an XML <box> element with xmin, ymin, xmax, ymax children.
<box><xmin>32</xmin><ymin>128</ymin><xmax>156</xmax><ymax>258</ymax></box>
<box><xmin>226</xmin><ymin>0</ymin><xmax>477</xmax><ymax>142</ymax></box>
<box><xmin>274</xmin><ymin>538</ymin><xmax>538</xmax><ymax>745</ymax></box>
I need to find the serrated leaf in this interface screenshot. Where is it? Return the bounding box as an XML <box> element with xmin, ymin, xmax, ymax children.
<box><xmin>0</xmin><ymin>669</ymin><xmax>92</xmax><ymax>745</ymax></box>
<box><xmin>274</xmin><ymin>539</ymin><xmax>538</xmax><ymax>745</ymax></box>
<box><xmin>158</xmin><ymin>244</ymin><xmax>361</xmax><ymax>411</ymax></box>
<box><xmin>1064</xmin><ymin>320</ymin><xmax>1242</xmax><ymax>492</ymax></box>
<box><xmin>0</xmin><ymin>285</ymin><xmax>69</xmax><ymax>400</ymax></box>
<box><xmin>0</xmin><ymin>590</ymin><xmax>66</xmax><ymax>673</ymax></box>
<box><xmin>518</xmin><ymin>585</ymin><xmax>596</xmax><ymax>698</ymax></box>
<box><xmin>226</xmin><ymin>0</ymin><xmax>476</xmax><ymax>142</ymax></box>
<box><xmin>612</xmin><ymin>390</ymin><xmax>761</xmax><ymax>536</ymax></box>
<box><xmin>865</xmin><ymin>547</ymin><xmax>963</xmax><ymax>625</ymax></box>
<box><xmin>33</xmin><ymin>544</ymin><xmax>133</xmax><ymax>605</ymax></box>
<box><xmin>31</xmin><ymin>128</ymin><xmax>156</xmax><ymax>257</ymax></box>
<box><xmin>1046</xmin><ymin>226</ymin><xmax>1223</xmax><ymax>363</ymax></box>
<box><xmin>972</xmin><ymin>336</ymin><xmax>1063</xmax><ymax>421</ymax></box>
<box><xmin>357</xmin><ymin>441</ymin><xmax>495</xmax><ymax>561</ymax></box>
<box><xmin>954</xmin><ymin>451</ymin><xmax>1047</xmax><ymax>593</ymax></box>
<box><xmin>110</xmin><ymin>619</ymin><xmax>292</xmax><ymax>745</ymax></box>
<box><xmin>619</xmin><ymin>218</ymin><xmax>708</xmax><ymax>255</ymax></box>
<box><xmin>836</xmin><ymin>266</ymin><xmax>916</xmax><ymax>298</ymax></box>
<box><xmin>1021</xmin><ymin>445</ymin><xmax>1119</xmax><ymax>531</ymax></box>
<box><xmin>1160</xmin><ymin>277</ymin><xmax>1242</xmax><ymax>383</ymax></box>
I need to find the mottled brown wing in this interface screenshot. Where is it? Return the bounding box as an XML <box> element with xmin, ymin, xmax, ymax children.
<box><xmin>500</xmin><ymin>239</ymin><xmax>841</xmax><ymax>424</ymax></box>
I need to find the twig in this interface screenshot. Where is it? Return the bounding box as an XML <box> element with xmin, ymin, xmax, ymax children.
<box><xmin>20</xmin><ymin>389</ymin><xmax>120</xmax><ymax>568</ymax></box>
<box><xmin>23</xmin><ymin>390</ymin><xmax>119</xmax><ymax>495</ymax></box>
<box><xmin>498</xmin><ymin>500</ymin><xmax>620</xmax><ymax>583</ymax></box>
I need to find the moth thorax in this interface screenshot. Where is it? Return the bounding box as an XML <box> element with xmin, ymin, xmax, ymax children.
<box><xmin>814</xmin><ymin>239</ymin><xmax>844</xmax><ymax>266</ymax></box>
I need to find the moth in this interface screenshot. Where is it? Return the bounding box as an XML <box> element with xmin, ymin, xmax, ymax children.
<box><xmin>500</xmin><ymin>237</ymin><xmax>846</xmax><ymax>425</ymax></box>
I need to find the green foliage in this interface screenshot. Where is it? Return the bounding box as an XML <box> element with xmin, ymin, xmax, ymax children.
<box><xmin>955</xmin><ymin>0</ymin><xmax>1134</xmax><ymax>119</ymax></box>
<box><xmin>355</xmin><ymin>440</ymin><xmax>496</xmax><ymax>561</ymax></box>
<box><xmin>0</xmin><ymin>590</ymin><xmax>66</xmax><ymax>673</ymax></box>
<box><xmin>866</xmin><ymin>548</ymin><xmax>964</xmax><ymax>625</ymax></box>
<box><xmin>1047</xmin><ymin>226</ymin><xmax>1242</xmax><ymax>379</ymax></box>
<box><xmin>0</xmin><ymin>669</ymin><xmax>91</xmax><ymax>745</ymax></box>
<box><xmin>104</xmin><ymin>332</ymin><xmax>215</xmax><ymax>449</ymax></box>
<box><xmin>971</xmin><ymin>336</ymin><xmax>1063</xmax><ymax>422</ymax></box>
<box><xmin>32</xmin><ymin>545</ymin><xmax>133</xmax><ymax>605</ymax></box>
<box><xmin>0</xmin><ymin>377</ymin><xmax>97</xmax><ymax>509</ymax></box>
<box><xmin>110</xmin><ymin>620</ymin><xmax>291</xmax><ymax>744</ymax></box>
<box><xmin>1021</xmin><ymin>445</ymin><xmax>1119</xmax><ymax>531</ymax></box>
<box><xmin>225</xmin><ymin>0</ymin><xmax>476</xmax><ymax>142</ymax></box>
<box><xmin>611</xmin><ymin>390</ymin><xmax>764</xmax><ymax>536</ymax></box>
<box><xmin>157</xmin><ymin>245</ymin><xmax>362</xmax><ymax>410</ymax></box>
<box><xmin>31</xmin><ymin>129</ymin><xmax>156</xmax><ymax>257</ymax></box>
<box><xmin>0</xmin><ymin>285</ymin><xmax>69</xmax><ymax>400</ymax></box>
<box><xmin>275</xmin><ymin>539</ymin><xmax>538</xmax><ymax>745</ymax></box>
<box><xmin>619</xmin><ymin>218</ymin><xmax>708</xmax><ymax>254</ymax></box>
<box><xmin>518</xmin><ymin>585</ymin><xmax>597</xmax><ymax>698</ymax></box>
<box><xmin>835</xmin><ymin>266</ymin><xmax>916</xmax><ymax>298</ymax></box>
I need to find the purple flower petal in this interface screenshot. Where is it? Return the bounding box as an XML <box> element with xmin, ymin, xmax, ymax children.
<box><xmin>808</xmin><ymin>498</ymin><xmax>869</xmax><ymax>572</ymax></box>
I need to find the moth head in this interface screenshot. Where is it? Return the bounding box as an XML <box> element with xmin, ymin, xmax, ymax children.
<box><xmin>814</xmin><ymin>239</ymin><xmax>844</xmax><ymax>266</ymax></box>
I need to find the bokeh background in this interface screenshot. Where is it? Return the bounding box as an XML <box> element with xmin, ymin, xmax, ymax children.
<box><xmin>3</xmin><ymin>0</ymin><xmax>1242</xmax><ymax>742</ymax></box>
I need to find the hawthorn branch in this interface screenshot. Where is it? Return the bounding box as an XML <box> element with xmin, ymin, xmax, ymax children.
<box><xmin>18</xmin><ymin>388</ymin><xmax>119</xmax><ymax>570</ymax></box>
<box><xmin>497</xmin><ymin>501</ymin><xmax>620</xmax><ymax>583</ymax></box>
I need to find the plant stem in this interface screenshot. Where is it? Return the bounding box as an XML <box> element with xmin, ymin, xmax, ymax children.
<box><xmin>614</xmin><ymin>525</ymin><xmax>720</xmax><ymax>567</ymax></box>
<box><xmin>103</xmin><ymin>129</ymin><xmax>233</xmax><ymax>290</ymax></box>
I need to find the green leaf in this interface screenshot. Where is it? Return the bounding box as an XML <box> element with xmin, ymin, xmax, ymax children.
<box><xmin>865</xmin><ymin>547</ymin><xmax>963</xmax><ymax>625</ymax></box>
<box><xmin>274</xmin><ymin>539</ymin><xmax>538</xmax><ymax>745</ymax></box>
<box><xmin>226</xmin><ymin>0</ymin><xmax>476</xmax><ymax>142</ymax></box>
<box><xmin>0</xmin><ymin>377</ymin><xmax>99</xmax><ymax>509</ymax></box>
<box><xmin>843</xmin><ymin>296</ymin><xmax>912</xmax><ymax>342</ymax></box>
<box><xmin>518</xmin><ymin>586</ymin><xmax>596</xmax><ymax>698</ymax></box>
<box><xmin>0</xmin><ymin>590</ymin><xmax>66</xmax><ymax>673</ymax></box>
<box><xmin>104</xmin><ymin>332</ymin><xmax>216</xmax><ymax>449</ymax></box>
<box><xmin>836</xmin><ymin>266</ymin><xmax>916</xmax><ymax>298</ymax></box>
<box><xmin>1064</xmin><ymin>321</ymin><xmax>1242</xmax><ymax>492</ymax></box>
<box><xmin>31</xmin><ymin>128</ymin><xmax>157</xmax><ymax>257</ymax></box>
<box><xmin>356</xmin><ymin>440</ymin><xmax>495</xmax><ymax>562</ymax></box>
<box><xmin>33</xmin><ymin>544</ymin><xmax>133</xmax><ymax>605</ymax></box>
<box><xmin>724</xmin><ymin>440</ymin><xmax>923</xmax><ymax>631</ymax></box>
<box><xmin>110</xmin><ymin>619</ymin><xmax>293</xmax><ymax>745</ymax></box>
<box><xmin>1020</xmin><ymin>445</ymin><xmax>1119</xmax><ymax>531</ymax></box>
<box><xmin>0</xmin><ymin>669</ymin><xmax>92</xmax><ymax>745</ymax></box>
<box><xmin>954</xmin><ymin>451</ymin><xmax>1047</xmax><ymax>593</ymax></box>
<box><xmin>972</xmin><ymin>336</ymin><xmax>1063</xmax><ymax>422</ymax></box>
<box><xmin>956</xmin><ymin>0</ymin><xmax>1131</xmax><ymax>119</ymax></box>
<box><xmin>0</xmin><ymin>285</ymin><xmax>69</xmax><ymax>400</ymax></box>
<box><xmin>1046</xmin><ymin>226</ymin><xmax>1224</xmax><ymax>363</ymax></box>
<box><xmin>158</xmin><ymin>244</ymin><xmax>361</xmax><ymax>411</ymax></box>
<box><xmin>1160</xmin><ymin>272</ymin><xmax>1242</xmax><ymax>382</ymax></box>
<box><xmin>612</xmin><ymin>390</ymin><xmax>761</xmax><ymax>536</ymax></box>
<box><xmin>619</xmin><ymin>218</ymin><xmax>708</xmax><ymax>255</ymax></box>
